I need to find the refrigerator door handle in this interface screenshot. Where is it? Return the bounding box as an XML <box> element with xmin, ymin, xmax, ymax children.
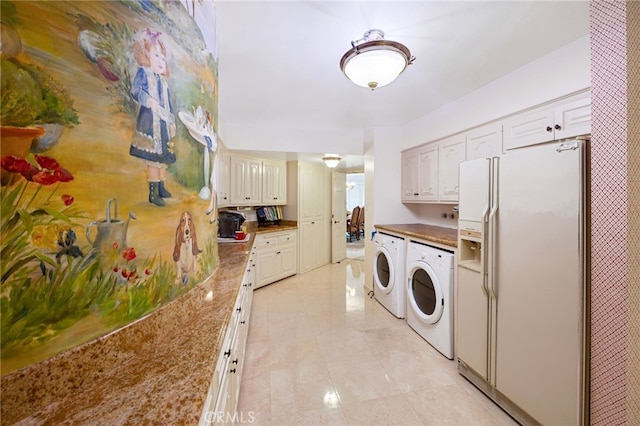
<box><xmin>481</xmin><ymin>205</ymin><xmax>490</xmax><ymax>296</ymax></box>
<box><xmin>488</xmin><ymin>158</ymin><xmax>499</xmax><ymax>301</ymax></box>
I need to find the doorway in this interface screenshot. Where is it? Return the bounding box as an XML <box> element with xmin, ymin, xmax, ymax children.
<box><xmin>346</xmin><ymin>173</ymin><xmax>365</xmax><ymax>260</ymax></box>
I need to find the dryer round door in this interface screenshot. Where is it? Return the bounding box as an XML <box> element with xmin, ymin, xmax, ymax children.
<box><xmin>407</xmin><ymin>261</ymin><xmax>444</xmax><ymax>324</ymax></box>
<box><xmin>374</xmin><ymin>246</ymin><xmax>395</xmax><ymax>294</ymax></box>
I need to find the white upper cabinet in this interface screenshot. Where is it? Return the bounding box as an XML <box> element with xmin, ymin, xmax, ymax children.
<box><xmin>438</xmin><ymin>135</ymin><xmax>466</xmax><ymax>202</ymax></box>
<box><xmin>230</xmin><ymin>155</ymin><xmax>262</xmax><ymax>205</ymax></box>
<box><xmin>418</xmin><ymin>144</ymin><xmax>439</xmax><ymax>201</ymax></box>
<box><xmin>400</xmin><ymin>90</ymin><xmax>591</xmax><ymax>205</ymax></box>
<box><xmin>226</xmin><ymin>155</ymin><xmax>288</xmax><ymax>207</ymax></box>
<box><xmin>216</xmin><ymin>147</ymin><xmax>230</xmax><ymax>207</ymax></box>
<box><xmin>503</xmin><ymin>91</ymin><xmax>591</xmax><ymax>151</ymax></box>
<box><xmin>402</xmin><ymin>143</ymin><xmax>438</xmax><ymax>202</ymax></box>
<box><xmin>262</xmin><ymin>160</ymin><xmax>287</xmax><ymax>205</ymax></box>
<box><xmin>401</xmin><ymin>149</ymin><xmax>420</xmax><ymax>200</ymax></box>
<box><xmin>402</xmin><ymin>136</ymin><xmax>463</xmax><ymax>204</ymax></box>
<box><xmin>466</xmin><ymin>123</ymin><xmax>503</xmax><ymax>161</ymax></box>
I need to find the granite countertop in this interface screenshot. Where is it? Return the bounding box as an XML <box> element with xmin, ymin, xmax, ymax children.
<box><xmin>0</xmin><ymin>237</ymin><xmax>256</xmax><ymax>425</ymax></box>
<box><xmin>252</xmin><ymin>220</ymin><xmax>298</xmax><ymax>234</ymax></box>
<box><xmin>375</xmin><ymin>223</ymin><xmax>458</xmax><ymax>248</ymax></box>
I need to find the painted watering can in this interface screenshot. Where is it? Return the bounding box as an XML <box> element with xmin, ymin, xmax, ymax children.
<box><xmin>86</xmin><ymin>198</ymin><xmax>136</xmax><ymax>252</ymax></box>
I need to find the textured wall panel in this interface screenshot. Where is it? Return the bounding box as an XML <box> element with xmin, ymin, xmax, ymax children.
<box><xmin>626</xmin><ymin>2</ymin><xmax>640</xmax><ymax>424</ymax></box>
<box><xmin>589</xmin><ymin>1</ymin><xmax>628</xmax><ymax>425</ymax></box>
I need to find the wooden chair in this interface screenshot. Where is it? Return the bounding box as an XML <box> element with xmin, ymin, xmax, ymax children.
<box><xmin>347</xmin><ymin>206</ymin><xmax>361</xmax><ymax>242</ymax></box>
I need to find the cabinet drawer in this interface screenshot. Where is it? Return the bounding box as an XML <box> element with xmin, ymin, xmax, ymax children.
<box><xmin>254</xmin><ymin>234</ymin><xmax>278</xmax><ymax>249</ymax></box>
<box><xmin>277</xmin><ymin>232</ymin><xmax>296</xmax><ymax>245</ymax></box>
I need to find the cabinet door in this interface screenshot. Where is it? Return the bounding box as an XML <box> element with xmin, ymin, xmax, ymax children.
<box><xmin>466</xmin><ymin>124</ymin><xmax>502</xmax><ymax>160</ymax></box>
<box><xmin>230</xmin><ymin>156</ymin><xmax>249</xmax><ymax>205</ymax></box>
<box><xmin>554</xmin><ymin>96</ymin><xmax>591</xmax><ymax>140</ymax></box>
<box><xmin>439</xmin><ymin>136</ymin><xmax>465</xmax><ymax>202</ymax></box>
<box><xmin>245</xmin><ymin>158</ymin><xmax>262</xmax><ymax>204</ymax></box>
<box><xmin>262</xmin><ymin>160</ymin><xmax>287</xmax><ymax>205</ymax></box>
<box><xmin>417</xmin><ymin>144</ymin><xmax>438</xmax><ymax>201</ymax></box>
<box><xmin>255</xmin><ymin>248</ymin><xmax>277</xmax><ymax>288</ymax></box>
<box><xmin>503</xmin><ymin>105</ymin><xmax>555</xmax><ymax>151</ymax></box>
<box><xmin>401</xmin><ymin>150</ymin><xmax>419</xmax><ymax>201</ymax></box>
<box><xmin>217</xmin><ymin>150</ymin><xmax>230</xmax><ymax>207</ymax></box>
<box><xmin>230</xmin><ymin>156</ymin><xmax>262</xmax><ymax>205</ymax></box>
<box><xmin>277</xmin><ymin>244</ymin><xmax>297</xmax><ymax>279</ymax></box>
<box><xmin>299</xmin><ymin>164</ymin><xmax>324</xmax><ymax>221</ymax></box>
<box><xmin>299</xmin><ymin>220</ymin><xmax>323</xmax><ymax>273</ymax></box>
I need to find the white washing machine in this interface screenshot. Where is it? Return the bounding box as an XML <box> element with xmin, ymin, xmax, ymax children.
<box><xmin>406</xmin><ymin>240</ymin><xmax>455</xmax><ymax>359</ymax></box>
<box><xmin>373</xmin><ymin>231</ymin><xmax>406</xmax><ymax>318</ymax></box>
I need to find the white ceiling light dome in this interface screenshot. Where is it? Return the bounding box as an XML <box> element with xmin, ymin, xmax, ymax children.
<box><xmin>340</xmin><ymin>29</ymin><xmax>415</xmax><ymax>91</ymax></box>
<box><xmin>322</xmin><ymin>154</ymin><xmax>341</xmax><ymax>168</ymax></box>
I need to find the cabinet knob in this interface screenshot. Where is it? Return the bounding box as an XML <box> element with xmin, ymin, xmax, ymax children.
<box><xmin>554</xmin><ymin>124</ymin><xmax>562</xmax><ymax>130</ymax></box>
<box><xmin>546</xmin><ymin>126</ymin><xmax>553</xmax><ymax>132</ymax></box>
<box><xmin>224</xmin><ymin>350</ymin><xmax>231</xmax><ymax>357</ymax></box>
<box><xmin>232</xmin><ymin>358</ymin><xmax>238</xmax><ymax>365</ymax></box>
<box><xmin>236</xmin><ymin>307</ymin><xmax>242</xmax><ymax>312</ymax></box>
<box><xmin>229</xmin><ymin>368</ymin><xmax>236</xmax><ymax>374</ymax></box>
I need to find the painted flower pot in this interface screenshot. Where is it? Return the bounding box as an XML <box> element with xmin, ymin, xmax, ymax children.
<box><xmin>30</xmin><ymin>123</ymin><xmax>65</xmax><ymax>153</ymax></box>
<box><xmin>0</xmin><ymin>126</ymin><xmax>45</xmax><ymax>185</ymax></box>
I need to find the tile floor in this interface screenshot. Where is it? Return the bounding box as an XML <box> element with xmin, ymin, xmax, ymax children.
<box><xmin>237</xmin><ymin>259</ymin><xmax>519</xmax><ymax>426</ymax></box>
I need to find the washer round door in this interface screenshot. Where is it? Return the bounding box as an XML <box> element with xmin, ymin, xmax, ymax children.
<box><xmin>407</xmin><ymin>261</ymin><xmax>443</xmax><ymax>324</ymax></box>
<box><xmin>374</xmin><ymin>245</ymin><xmax>395</xmax><ymax>295</ymax></box>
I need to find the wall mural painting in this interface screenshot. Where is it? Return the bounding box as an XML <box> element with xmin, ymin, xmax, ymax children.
<box><xmin>0</xmin><ymin>0</ymin><xmax>220</xmax><ymax>375</ymax></box>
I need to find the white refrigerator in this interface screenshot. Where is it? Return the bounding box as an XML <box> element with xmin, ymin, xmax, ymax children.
<box><xmin>456</xmin><ymin>140</ymin><xmax>587</xmax><ymax>426</ymax></box>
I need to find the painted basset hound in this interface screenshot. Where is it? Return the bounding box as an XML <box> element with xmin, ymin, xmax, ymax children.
<box><xmin>173</xmin><ymin>211</ymin><xmax>202</xmax><ymax>284</ymax></box>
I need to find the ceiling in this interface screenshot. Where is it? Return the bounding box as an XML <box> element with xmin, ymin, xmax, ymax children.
<box><xmin>213</xmin><ymin>1</ymin><xmax>590</xmax><ymax>170</ymax></box>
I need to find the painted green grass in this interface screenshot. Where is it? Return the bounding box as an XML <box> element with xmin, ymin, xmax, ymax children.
<box><xmin>1</xmin><ymin>176</ymin><xmax>218</xmax><ymax>369</ymax></box>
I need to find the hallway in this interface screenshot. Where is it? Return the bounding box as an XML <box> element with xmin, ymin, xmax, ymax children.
<box><xmin>236</xmin><ymin>259</ymin><xmax>517</xmax><ymax>425</ymax></box>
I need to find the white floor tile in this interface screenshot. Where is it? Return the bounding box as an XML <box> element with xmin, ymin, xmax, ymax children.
<box><xmin>237</xmin><ymin>259</ymin><xmax>519</xmax><ymax>426</ymax></box>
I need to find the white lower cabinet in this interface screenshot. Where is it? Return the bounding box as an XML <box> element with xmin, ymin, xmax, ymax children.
<box><xmin>200</xmin><ymin>248</ymin><xmax>255</xmax><ymax>425</ymax></box>
<box><xmin>255</xmin><ymin>230</ymin><xmax>297</xmax><ymax>289</ymax></box>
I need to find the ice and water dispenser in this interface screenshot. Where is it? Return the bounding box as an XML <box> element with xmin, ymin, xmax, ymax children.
<box><xmin>458</xmin><ymin>221</ymin><xmax>483</xmax><ymax>272</ymax></box>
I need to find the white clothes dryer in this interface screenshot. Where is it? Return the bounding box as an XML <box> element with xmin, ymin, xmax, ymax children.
<box><xmin>406</xmin><ymin>240</ymin><xmax>455</xmax><ymax>359</ymax></box>
<box><xmin>373</xmin><ymin>231</ymin><xmax>406</xmax><ymax>318</ymax></box>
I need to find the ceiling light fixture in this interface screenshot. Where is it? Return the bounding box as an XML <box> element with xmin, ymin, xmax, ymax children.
<box><xmin>339</xmin><ymin>29</ymin><xmax>415</xmax><ymax>91</ymax></box>
<box><xmin>323</xmin><ymin>155</ymin><xmax>341</xmax><ymax>168</ymax></box>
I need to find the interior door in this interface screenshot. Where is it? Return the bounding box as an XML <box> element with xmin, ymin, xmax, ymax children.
<box><xmin>331</xmin><ymin>171</ymin><xmax>346</xmax><ymax>263</ymax></box>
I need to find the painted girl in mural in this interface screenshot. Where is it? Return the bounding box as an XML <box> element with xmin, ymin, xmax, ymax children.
<box><xmin>129</xmin><ymin>29</ymin><xmax>176</xmax><ymax>207</ymax></box>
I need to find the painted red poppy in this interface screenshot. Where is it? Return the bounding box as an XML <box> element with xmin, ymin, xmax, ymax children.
<box><xmin>61</xmin><ymin>194</ymin><xmax>74</xmax><ymax>206</ymax></box>
<box><xmin>1</xmin><ymin>156</ymin><xmax>31</xmax><ymax>173</ymax></box>
<box><xmin>54</xmin><ymin>167</ymin><xmax>74</xmax><ymax>182</ymax></box>
<box><xmin>32</xmin><ymin>171</ymin><xmax>58</xmax><ymax>186</ymax></box>
<box><xmin>121</xmin><ymin>247</ymin><xmax>137</xmax><ymax>262</ymax></box>
<box><xmin>34</xmin><ymin>155</ymin><xmax>60</xmax><ymax>171</ymax></box>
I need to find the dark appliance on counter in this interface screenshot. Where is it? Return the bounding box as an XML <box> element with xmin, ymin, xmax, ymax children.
<box><xmin>218</xmin><ymin>211</ymin><xmax>246</xmax><ymax>238</ymax></box>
